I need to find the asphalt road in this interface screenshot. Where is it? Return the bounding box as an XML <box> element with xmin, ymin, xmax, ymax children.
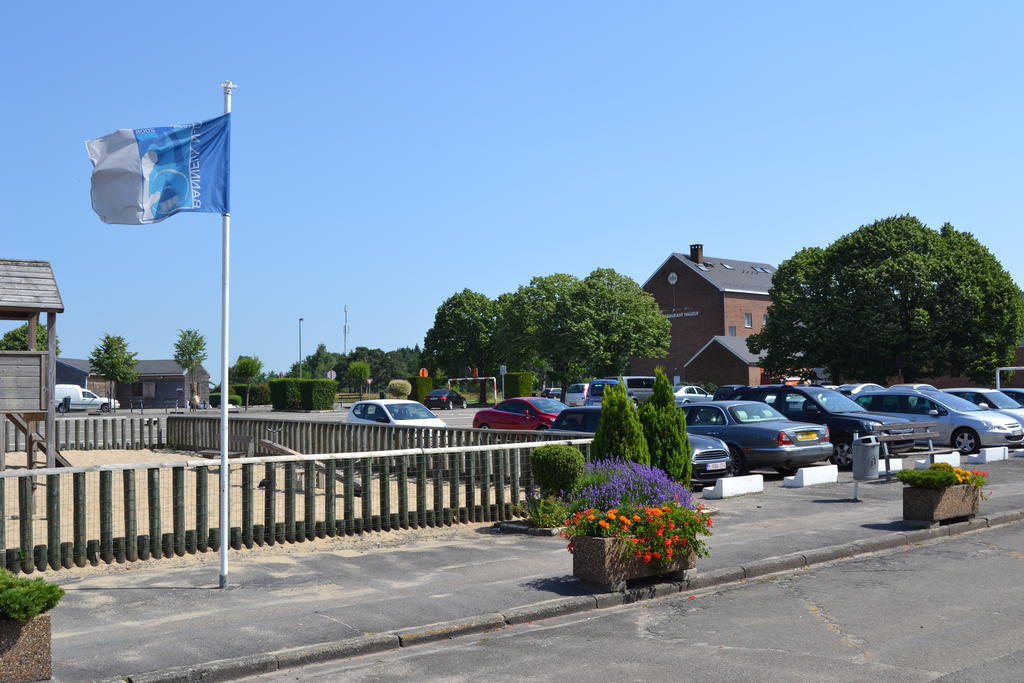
<box><xmin>243</xmin><ymin>522</ymin><xmax>1024</xmax><ymax>682</ymax></box>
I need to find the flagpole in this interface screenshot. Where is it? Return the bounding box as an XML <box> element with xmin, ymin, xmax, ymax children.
<box><xmin>219</xmin><ymin>80</ymin><xmax>237</xmax><ymax>589</ymax></box>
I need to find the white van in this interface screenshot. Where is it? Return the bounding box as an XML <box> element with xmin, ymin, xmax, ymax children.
<box><xmin>54</xmin><ymin>384</ymin><xmax>119</xmax><ymax>413</ymax></box>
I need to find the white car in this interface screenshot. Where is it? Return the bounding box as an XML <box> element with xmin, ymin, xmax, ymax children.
<box><xmin>673</xmin><ymin>385</ymin><xmax>711</xmax><ymax>406</ymax></box>
<box><xmin>54</xmin><ymin>384</ymin><xmax>120</xmax><ymax>412</ymax></box>
<box><xmin>836</xmin><ymin>383</ymin><xmax>885</xmax><ymax>396</ymax></box>
<box><xmin>565</xmin><ymin>383</ymin><xmax>587</xmax><ymax>407</ymax></box>
<box><xmin>346</xmin><ymin>400</ymin><xmax>447</xmax><ymax>428</ymax></box>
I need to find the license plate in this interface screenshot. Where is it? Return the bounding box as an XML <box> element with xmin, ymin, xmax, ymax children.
<box><xmin>796</xmin><ymin>431</ymin><xmax>817</xmax><ymax>441</ymax></box>
<box><xmin>707</xmin><ymin>462</ymin><xmax>727</xmax><ymax>471</ymax></box>
<box><xmin>1012</xmin><ymin>431</ymin><xmax>1023</xmax><ymax>437</ymax></box>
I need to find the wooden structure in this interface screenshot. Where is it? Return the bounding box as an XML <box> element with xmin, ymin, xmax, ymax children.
<box><xmin>0</xmin><ymin>259</ymin><xmax>64</xmax><ymax>469</ymax></box>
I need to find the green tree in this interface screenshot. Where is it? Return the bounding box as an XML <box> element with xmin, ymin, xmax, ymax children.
<box><xmin>0</xmin><ymin>323</ymin><xmax>59</xmax><ymax>353</ymax></box>
<box><xmin>590</xmin><ymin>383</ymin><xmax>650</xmax><ymax>464</ymax></box>
<box><xmin>638</xmin><ymin>368</ymin><xmax>692</xmax><ymax>484</ymax></box>
<box><xmin>173</xmin><ymin>329</ymin><xmax>208</xmax><ymax>405</ymax></box>
<box><xmin>232</xmin><ymin>355</ymin><xmax>263</xmax><ymax>410</ymax></box>
<box><xmin>347</xmin><ymin>360</ymin><xmax>371</xmax><ymax>398</ymax></box>
<box><xmin>89</xmin><ymin>334</ymin><xmax>138</xmax><ymax>410</ymax></box>
<box><xmin>423</xmin><ymin>289</ymin><xmax>497</xmax><ymax>403</ymax></box>
<box><xmin>748</xmin><ymin>215</ymin><xmax>1024</xmax><ymax>384</ymax></box>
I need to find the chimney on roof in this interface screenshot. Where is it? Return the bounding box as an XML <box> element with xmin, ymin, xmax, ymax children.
<box><xmin>689</xmin><ymin>244</ymin><xmax>704</xmax><ymax>263</ymax></box>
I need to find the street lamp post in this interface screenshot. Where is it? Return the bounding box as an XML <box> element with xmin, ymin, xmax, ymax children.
<box><xmin>298</xmin><ymin>317</ymin><xmax>304</xmax><ymax>378</ymax></box>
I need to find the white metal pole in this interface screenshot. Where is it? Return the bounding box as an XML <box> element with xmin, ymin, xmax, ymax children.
<box><xmin>218</xmin><ymin>80</ymin><xmax>236</xmax><ymax>589</ymax></box>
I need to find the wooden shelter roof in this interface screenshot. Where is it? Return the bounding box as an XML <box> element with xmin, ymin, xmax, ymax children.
<box><xmin>0</xmin><ymin>259</ymin><xmax>64</xmax><ymax>317</ymax></box>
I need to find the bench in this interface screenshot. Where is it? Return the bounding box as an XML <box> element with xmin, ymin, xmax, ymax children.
<box><xmin>199</xmin><ymin>434</ymin><xmax>255</xmax><ymax>459</ymax></box>
<box><xmin>702</xmin><ymin>474</ymin><xmax>763</xmax><ymax>499</ymax></box>
<box><xmin>783</xmin><ymin>464</ymin><xmax>838</xmax><ymax>488</ymax></box>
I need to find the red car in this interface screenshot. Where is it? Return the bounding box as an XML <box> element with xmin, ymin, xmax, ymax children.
<box><xmin>473</xmin><ymin>397</ymin><xmax>567</xmax><ymax>430</ymax></box>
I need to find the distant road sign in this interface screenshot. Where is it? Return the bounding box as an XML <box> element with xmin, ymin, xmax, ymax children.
<box><xmin>367</xmin><ymin>378</ymin><xmax>374</xmax><ymax>385</ymax></box>
<box><xmin>326</xmin><ymin>370</ymin><xmax>337</xmax><ymax>380</ymax></box>
<box><xmin>499</xmin><ymin>365</ymin><xmax>507</xmax><ymax>375</ymax></box>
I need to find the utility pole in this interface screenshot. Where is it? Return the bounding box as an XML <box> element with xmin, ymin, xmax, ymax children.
<box><xmin>343</xmin><ymin>304</ymin><xmax>349</xmax><ymax>355</ymax></box>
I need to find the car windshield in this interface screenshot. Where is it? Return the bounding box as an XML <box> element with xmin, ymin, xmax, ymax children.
<box><xmin>531</xmin><ymin>398</ymin><xmax>567</xmax><ymax>413</ymax></box>
<box><xmin>552</xmin><ymin>411</ymin><xmax>600</xmax><ymax>432</ymax></box>
<box><xmin>385</xmin><ymin>403</ymin><xmax>436</xmax><ymax>420</ymax></box>
<box><xmin>806</xmin><ymin>388</ymin><xmax>865</xmax><ymax>413</ymax></box>
<box><xmin>729</xmin><ymin>404</ymin><xmax>787</xmax><ymax>423</ymax></box>
<box><xmin>590</xmin><ymin>382</ymin><xmax>615</xmax><ymax>396</ymax></box>
<box><xmin>921</xmin><ymin>390</ymin><xmax>983</xmax><ymax>412</ymax></box>
<box><xmin>977</xmin><ymin>391</ymin><xmax>1021</xmax><ymax>409</ymax></box>
<box><xmin>427</xmin><ymin>390</ymin><xmax>446</xmax><ymax>396</ymax></box>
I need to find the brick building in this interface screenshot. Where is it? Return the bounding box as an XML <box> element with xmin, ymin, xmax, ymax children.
<box><xmin>56</xmin><ymin>358</ymin><xmax>210</xmax><ymax>409</ymax></box>
<box><xmin>631</xmin><ymin>244</ymin><xmax>775</xmax><ymax>385</ymax></box>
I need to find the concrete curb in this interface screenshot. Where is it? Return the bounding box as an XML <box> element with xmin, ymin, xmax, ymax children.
<box><xmin>122</xmin><ymin>510</ymin><xmax>1024</xmax><ymax>682</ymax></box>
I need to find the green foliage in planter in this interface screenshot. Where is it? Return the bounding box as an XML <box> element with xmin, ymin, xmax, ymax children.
<box><xmin>408</xmin><ymin>376</ymin><xmax>433</xmax><ymax>403</ymax></box>
<box><xmin>386</xmin><ymin>379</ymin><xmax>412</xmax><ymax>399</ymax></box>
<box><xmin>269</xmin><ymin>378</ymin><xmax>303</xmax><ymax>410</ymax></box>
<box><xmin>230</xmin><ymin>383</ymin><xmax>271</xmax><ymax>406</ymax></box>
<box><xmin>591</xmin><ymin>383</ymin><xmax>650</xmax><ymax>464</ymax></box>
<box><xmin>638</xmin><ymin>368</ymin><xmax>692</xmax><ymax>485</ymax></box>
<box><xmin>896</xmin><ymin>468</ymin><xmax>958</xmax><ymax>489</ymax></box>
<box><xmin>0</xmin><ymin>570</ymin><xmax>64</xmax><ymax>622</ymax></box>
<box><xmin>209</xmin><ymin>393</ymin><xmax>241</xmax><ymax>407</ymax></box>
<box><xmin>503</xmin><ymin>371</ymin><xmax>536</xmax><ymax>398</ymax></box>
<box><xmin>520</xmin><ymin>495</ymin><xmax>571</xmax><ymax>528</ymax></box>
<box><xmin>531</xmin><ymin>444</ymin><xmax>585</xmax><ymax>497</ymax></box>
<box><xmin>302</xmin><ymin>379</ymin><xmax>338</xmax><ymax>410</ymax></box>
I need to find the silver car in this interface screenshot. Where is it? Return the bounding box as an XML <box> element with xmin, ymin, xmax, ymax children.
<box><xmin>565</xmin><ymin>383</ymin><xmax>587</xmax><ymax>407</ymax></box>
<box><xmin>854</xmin><ymin>389</ymin><xmax>1024</xmax><ymax>454</ymax></box>
<box><xmin>943</xmin><ymin>388</ymin><xmax>1024</xmax><ymax>428</ymax></box>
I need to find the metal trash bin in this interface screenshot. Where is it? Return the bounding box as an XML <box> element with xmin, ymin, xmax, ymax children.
<box><xmin>852</xmin><ymin>435</ymin><xmax>880</xmax><ymax>480</ymax></box>
<box><xmin>60</xmin><ymin>396</ymin><xmax>71</xmax><ymax>413</ymax></box>
<box><xmin>379</xmin><ymin>391</ymin><xmax>386</xmax><ymax>399</ymax></box>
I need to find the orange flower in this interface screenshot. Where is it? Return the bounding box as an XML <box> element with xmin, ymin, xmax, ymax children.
<box><xmin>633</xmin><ymin>514</ymin><xmax>641</xmax><ymax>521</ymax></box>
<box><xmin>587</xmin><ymin>514</ymin><xmax>596</xmax><ymax>520</ymax></box>
<box><xmin>598</xmin><ymin>520</ymin><xmax>610</xmax><ymax>529</ymax></box>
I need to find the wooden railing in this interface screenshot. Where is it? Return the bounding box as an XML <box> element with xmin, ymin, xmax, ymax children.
<box><xmin>0</xmin><ymin>439</ymin><xmax>593</xmax><ymax>574</ymax></box>
<box><xmin>2</xmin><ymin>416</ymin><xmax>167</xmax><ymax>453</ymax></box>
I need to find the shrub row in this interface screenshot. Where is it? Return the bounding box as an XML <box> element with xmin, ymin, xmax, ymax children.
<box><xmin>209</xmin><ymin>393</ymin><xmax>242</xmax><ymax>407</ymax></box>
<box><xmin>503</xmin><ymin>371</ymin><xmax>536</xmax><ymax>399</ymax></box>
<box><xmin>269</xmin><ymin>378</ymin><xmax>337</xmax><ymax>410</ymax></box>
<box><xmin>408</xmin><ymin>376</ymin><xmax>432</xmax><ymax>403</ymax></box>
<box><xmin>229</xmin><ymin>383</ymin><xmax>272</xmax><ymax>405</ymax></box>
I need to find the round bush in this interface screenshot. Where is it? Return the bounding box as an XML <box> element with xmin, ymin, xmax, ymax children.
<box><xmin>387</xmin><ymin>379</ymin><xmax>412</xmax><ymax>399</ymax></box>
<box><xmin>531</xmin><ymin>444</ymin><xmax>585</xmax><ymax>497</ymax></box>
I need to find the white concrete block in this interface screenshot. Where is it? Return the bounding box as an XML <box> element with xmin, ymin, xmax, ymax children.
<box><xmin>702</xmin><ymin>474</ymin><xmax>764</xmax><ymax>499</ymax></box>
<box><xmin>876</xmin><ymin>457</ymin><xmax>905</xmax><ymax>474</ymax></box>
<box><xmin>914</xmin><ymin>451</ymin><xmax>961</xmax><ymax>469</ymax></box>
<box><xmin>783</xmin><ymin>464</ymin><xmax>838</xmax><ymax>488</ymax></box>
<box><xmin>968</xmin><ymin>446</ymin><xmax>1008</xmax><ymax>464</ymax></box>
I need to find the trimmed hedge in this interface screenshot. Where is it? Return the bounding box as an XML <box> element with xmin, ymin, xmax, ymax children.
<box><xmin>531</xmin><ymin>444</ymin><xmax>585</xmax><ymax>497</ymax></box>
<box><xmin>387</xmin><ymin>379</ymin><xmax>412</xmax><ymax>399</ymax></box>
<box><xmin>269</xmin><ymin>378</ymin><xmax>337</xmax><ymax>410</ymax></box>
<box><xmin>209</xmin><ymin>393</ymin><xmax>242</xmax><ymax>407</ymax></box>
<box><xmin>230</xmin><ymin>383</ymin><xmax>271</xmax><ymax>406</ymax></box>
<box><xmin>408</xmin><ymin>376</ymin><xmax>432</xmax><ymax>403</ymax></box>
<box><xmin>0</xmin><ymin>570</ymin><xmax>64</xmax><ymax>621</ymax></box>
<box><xmin>503</xmin><ymin>371</ymin><xmax>536</xmax><ymax>399</ymax></box>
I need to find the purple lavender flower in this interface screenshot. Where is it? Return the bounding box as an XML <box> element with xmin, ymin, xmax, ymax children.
<box><xmin>573</xmin><ymin>459</ymin><xmax>694</xmax><ymax>510</ymax></box>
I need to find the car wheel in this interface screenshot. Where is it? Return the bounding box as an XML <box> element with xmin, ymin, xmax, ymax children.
<box><xmin>775</xmin><ymin>465</ymin><xmax>799</xmax><ymax>477</ymax></box>
<box><xmin>478</xmin><ymin>423</ymin><xmax>491</xmax><ymax>430</ymax></box>
<box><xmin>830</xmin><ymin>439</ymin><xmax>853</xmax><ymax>468</ymax></box>
<box><xmin>952</xmin><ymin>428</ymin><xmax>980</xmax><ymax>455</ymax></box>
<box><xmin>446</xmin><ymin>400</ymin><xmax>453</xmax><ymax>410</ymax></box>
<box><xmin>100</xmin><ymin>403</ymin><xmax>111</xmax><ymax>413</ymax></box>
<box><xmin>729</xmin><ymin>446</ymin><xmax>748</xmax><ymax>476</ymax></box>
<box><xmin>461</xmin><ymin>400</ymin><xmax>467</xmax><ymax>409</ymax></box>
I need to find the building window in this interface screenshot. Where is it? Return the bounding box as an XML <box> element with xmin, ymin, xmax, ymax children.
<box><xmin>744</xmin><ymin>313</ymin><xmax>753</xmax><ymax>328</ymax></box>
<box><xmin>729</xmin><ymin>326</ymin><xmax>737</xmax><ymax>336</ymax></box>
<box><xmin>763</xmin><ymin>313</ymin><xmax>769</xmax><ymax>325</ymax></box>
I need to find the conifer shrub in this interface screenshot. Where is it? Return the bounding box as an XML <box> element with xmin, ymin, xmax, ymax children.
<box><xmin>386</xmin><ymin>379</ymin><xmax>412</xmax><ymax>399</ymax></box>
<box><xmin>638</xmin><ymin>368</ymin><xmax>692</xmax><ymax>485</ymax></box>
<box><xmin>531</xmin><ymin>443</ymin><xmax>585</xmax><ymax>497</ymax></box>
<box><xmin>591</xmin><ymin>383</ymin><xmax>650</xmax><ymax>464</ymax></box>
<box><xmin>408</xmin><ymin>376</ymin><xmax>433</xmax><ymax>403</ymax></box>
<box><xmin>0</xmin><ymin>570</ymin><xmax>64</xmax><ymax>621</ymax></box>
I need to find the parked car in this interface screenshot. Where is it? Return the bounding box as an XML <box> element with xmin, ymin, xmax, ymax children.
<box><xmin>540</xmin><ymin>387</ymin><xmax>563</xmax><ymax>400</ymax></box>
<box><xmin>999</xmin><ymin>388</ymin><xmax>1024</xmax><ymax>408</ymax></box>
<box><xmin>835</xmin><ymin>383</ymin><xmax>885</xmax><ymax>396</ymax></box>
<box><xmin>604</xmin><ymin>376</ymin><xmax>656</xmax><ymax>404</ymax></box>
<box><xmin>673</xmin><ymin>385</ymin><xmax>711</xmax><ymax>405</ymax></box>
<box><xmin>346</xmin><ymin>399</ymin><xmax>447</xmax><ymax>428</ymax></box>
<box><xmin>889</xmin><ymin>383</ymin><xmax>938</xmax><ymax>391</ymax></box>
<box><xmin>730</xmin><ymin>384</ymin><xmax>916</xmax><ymax>467</ymax></box>
<box><xmin>423</xmin><ymin>388</ymin><xmax>468</xmax><ymax>410</ymax></box>
<box><xmin>565</xmin><ymin>383</ymin><xmax>588</xmax><ymax>407</ymax></box>
<box><xmin>472</xmin><ymin>397</ymin><xmax>567</xmax><ymax>430</ymax></box>
<box><xmin>854</xmin><ymin>389</ymin><xmax>1023</xmax><ymax>454</ymax></box>
<box><xmin>712</xmin><ymin>384</ymin><xmax>747</xmax><ymax>401</ymax></box>
<box><xmin>943</xmin><ymin>388</ymin><xmax>1024</xmax><ymax>426</ymax></box>
<box><xmin>585</xmin><ymin>379</ymin><xmax>638</xmax><ymax>406</ymax></box>
<box><xmin>54</xmin><ymin>384</ymin><xmax>119</xmax><ymax>412</ymax></box>
<box><xmin>548</xmin><ymin>406</ymin><xmax>733</xmax><ymax>486</ymax></box>
<box><xmin>681</xmin><ymin>401</ymin><xmax>832</xmax><ymax>476</ymax></box>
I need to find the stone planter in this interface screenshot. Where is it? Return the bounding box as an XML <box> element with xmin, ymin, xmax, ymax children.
<box><xmin>572</xmin><ymin>535</ymin><xmax>696</xmax><ymax>592</ymax></box>
<box><xmin>903</xmin><ymin>484</ymin><xmax>979</xmax><ymax>527</ymax></box>
<box><xmin>0</xmin><ymin>614</ymin><xmax>51</xmax><ymax>682</ymax></box>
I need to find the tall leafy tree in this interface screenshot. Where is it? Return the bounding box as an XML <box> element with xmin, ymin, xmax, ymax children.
<box><xmin>0</xmin><ymin>323</ymin><xmax>59</xmax><ymax>353</ymax></box>
<box><xmin>423</xmin><ymin>289</ymin><xmax>497</xmax><ymax>402</ymax></box>
<box><xmin>232</xmin><ymin>355</ymin><xmax>263</xmax><ymax>410</ymax></box>
<box><xmin>347</xmin><ymin>360</ymin><xmax>371</xmax><ymax>397</ymax></box>
<box><xmin>638</xmin><ymin>368</ymin><xmax>692</xmax><ymax>485</ymax></box>
<box><xmin>590</xmin><ymin>383</ymin><xmax>650</xmax><ymax>465</ymax></box>
<box><xmin>173</xmin><ymin>329</ymin><xmax>208</xmax><ymax>404</ymax></box>
<box><xmin>89</xmin><ymin>334</ymin><xmax>138</xmax><ymax>410</ymax></box>
<box><xmin>748</xmin><ymin>215</ymin><xmax>1024</xmax><ymax>383</ymax></box>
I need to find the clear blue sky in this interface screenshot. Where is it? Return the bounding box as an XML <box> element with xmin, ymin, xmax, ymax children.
<box><xmin>2</xmin><ymin>1</ymin><xmax>1022</xmax><ymax>377</ymax></box>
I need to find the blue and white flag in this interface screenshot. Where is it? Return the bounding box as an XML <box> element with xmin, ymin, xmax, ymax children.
<box><xmin>86</xmin><ymin>114</ymin><xmax>230</xmax><ymax>224</ymax></box>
